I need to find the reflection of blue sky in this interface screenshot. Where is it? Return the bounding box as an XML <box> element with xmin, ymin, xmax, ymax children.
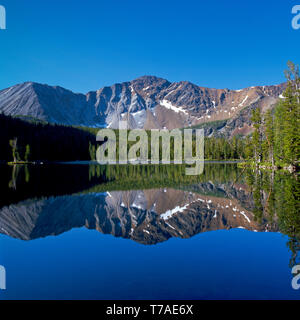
<box><xmin>0</xmin><ymin>228</ymin><xmax>299</xmax><ymax>300</ymax></box>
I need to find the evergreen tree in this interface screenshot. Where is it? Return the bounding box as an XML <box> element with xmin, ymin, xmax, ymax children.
<box><xmin>251</xmin><ymin>108</ymin><xmax>263</xmax><ymax>164</ymax></box>
<box><xmin>280</xmin><ymin>61</ymin><xmax>300</xmax><ymax>167</ymax></box>
<box><xmin>274</xmin><ymin>102</ymin><xmax>285</xmax><ymax>164</ymax></box>
<box><xmin>9</xmin><ymin>138</ymin><xmax>20</xmax><ymax>163</ymax></box>
<box><xmin>243</xmin><ymin>136</ymin><xmax>252</xmax><ymax>159</ymax></box>
<box><xmin>25</xmin><ymin>145</ymin><xmax>31</xmax><ymax>162</ymax></box>
<box><xmin>264</xmin><ymin>110</ymin><xmax>275</xmax><ymax>166</ymax></box>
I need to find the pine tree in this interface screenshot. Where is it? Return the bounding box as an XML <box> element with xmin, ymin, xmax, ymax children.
<box><xmin>25</xmin><ymin>145</ymin><xmax>31</xmax><ymax>162</ymax></box>
<box><xmin>9</xmin><ymin>137</ymin><xmax>20</xmax><ymax>163</ymax></box>
<box><xmin>251</xmin><ymin>108</ymin><xmax>263</xmax><ymax>164</ymax></box>
<box><xmin>264</xmin><ymin>110</ymin><xmax>275</xmax><ymax>166</ymax></box>
<box><xmin>274</xmin><ymin>102</ymin><xmax>285</xmax><ymax>164</ymax></box>
<box><xmin>280</xmin><ymin>61</ymin><xmax>300</xmax><ymax>167</ymax></box>
<box><xmin>244</xmin><ymin>135</ymin><xmax>253</xmax><ymax>159</ymax></box>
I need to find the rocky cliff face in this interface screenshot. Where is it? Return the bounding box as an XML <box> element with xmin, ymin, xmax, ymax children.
<box><xmin>0</xmin><ymin>77</ymin><xmax>286</xmax><ymax>134</ymax></box>
<box><xmin>0</xmin><ymin>82</ymin><xmax>100</xmax><ymax>126</ymax></box>
<box><xmin>0</xmin><ymin>185</ymin><xmax>277</xmax><ymax>244</ymax></box>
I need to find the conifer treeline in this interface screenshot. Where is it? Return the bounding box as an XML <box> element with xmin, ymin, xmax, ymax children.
<box><xmin>0</xmin><ymin>114</ymin><xmax>96</xmax><ymax>161</ymax></box>
<box><xmin>0</xmin><ymin>113</ymin><xmax>249</xmax><ymax>162</ymax></box>
<box><xmin>248</xmin><ymin>62</ymin><xmax>300</xmax><ymax>169</ymax></box>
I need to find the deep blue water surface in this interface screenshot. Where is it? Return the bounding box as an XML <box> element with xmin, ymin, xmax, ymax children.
<box><xmin>0</xmin><ymin>228</ymin><xmax>299</xmax><ymax>300</ymax></box>
<box><xmin>0</xmin><ymin>163</ymin><xmax>299</xmax><ymax>300</ymax></box>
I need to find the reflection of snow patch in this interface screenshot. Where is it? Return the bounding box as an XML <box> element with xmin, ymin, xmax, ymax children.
<box><xmin>240</xmin><ymin>211</ymin><xmax>251</xmax><ymax>223</ymax></box>
<box><xmin>166</xmin><ymin>222</ymin><xmax>176</xmax><ymax>230</ymax></box>
<box><xmin>131</xmin><ymin>203</ymin><xmax>143</xmax><ymax>209</ymax></box>
<box><xmin>160</xmin><ymin>204</ymin><xmax>189</xmax><ymax>220</ymax></box>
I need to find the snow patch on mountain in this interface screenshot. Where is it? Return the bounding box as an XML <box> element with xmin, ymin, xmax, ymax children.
<box><xmin>160</xmin><ymin>99</ymin><xmax>188</xmax><ymax>115</ymax></box>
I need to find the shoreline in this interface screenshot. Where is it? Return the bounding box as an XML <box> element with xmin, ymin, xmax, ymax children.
<box><xmin>237</xmin><ymin>161</ymin><xmax>299</xmax><ymax>173</ymax></box>
<box><xmin>2</xmin><ymin>160</ymin><xmax>244</xmax><ymax>166</ymax></box>
<box><xmin>2</xmin><ymin>160</ymin><xmax>298</xmax><ymax>173</ymax></box>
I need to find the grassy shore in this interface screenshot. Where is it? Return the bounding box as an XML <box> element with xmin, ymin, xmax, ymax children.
<box><xmin>237</xmin><ymin>161</ymin><xmax>298</xmax><ymax>173</ymax></box>
<box><xmin>7</xmin><ymin>161</ymin><xmax>41</xmax><ymax>165</ymax></box>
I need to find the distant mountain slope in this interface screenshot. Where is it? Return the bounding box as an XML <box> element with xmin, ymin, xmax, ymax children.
<box><xmin>0</xmin><ymin>82</ymin><xmax>101</xmax><ymax>126</ymax></box>
<box><xmin>0</xmin><ymin>77</ymin><xmax>286</xmax><ymax>135</ymax></box>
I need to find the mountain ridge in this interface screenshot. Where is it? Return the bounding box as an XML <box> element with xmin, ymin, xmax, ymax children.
<box><xmin>0</xmin><ymin>185</ymin><xmax>276</xmax><ymax>244</ymax></box>
<box><xmin>0</xmin><ymin>76</ymin><xmax>287</xmax><ymax>136</ymax></box>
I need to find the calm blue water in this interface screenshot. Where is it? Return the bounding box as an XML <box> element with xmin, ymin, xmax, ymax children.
<box><xmin>0</xmin><ymin>163</ymin><xmax>299</xmax><ymax>300</ymax></box>
<box><xmin>0</xmin><ymin>228</ymin><xmax>299</xmax><ymax>300</ymax></box>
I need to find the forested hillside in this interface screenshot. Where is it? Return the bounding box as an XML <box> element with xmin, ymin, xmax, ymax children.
<box><xmin>249</xmin><ymin>61</ymin><xmax>300</xmax><ymax>170</ymax></box>
<box><xmin>0</xmin><ymin>114</ymin><xmax>96</xmax><ymax>161</ymax></box>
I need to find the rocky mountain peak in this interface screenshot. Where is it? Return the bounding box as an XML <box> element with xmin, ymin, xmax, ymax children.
<box><xmin>0</xmin><ymin>77</ymin><xmax>287</xmax><ymax>135</ymax></box>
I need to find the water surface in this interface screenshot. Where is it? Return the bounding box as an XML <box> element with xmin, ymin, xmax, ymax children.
<box><xmin>0</xmin><ymin>163</ymin><xmax>299</xmax><ymax>299</ymax></box>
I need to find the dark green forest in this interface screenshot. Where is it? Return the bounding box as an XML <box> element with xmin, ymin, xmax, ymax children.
<box><xmin>0</xmin><ymin>112</ymin><xmax>249</xmax><ymax>162</ymax></box>
<box><xmin>248</xmin><ymin>62</ymin><xmax>300</xmax><ymax>170</ymax></box>
<box><xmin>0</xmin><ymin>114</ymin><xmax>96</xmax><ymax>162</ymax></box>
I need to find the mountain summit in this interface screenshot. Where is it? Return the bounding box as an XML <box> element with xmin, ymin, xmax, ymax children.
<box><xmin>0</xmin><ymin>76</ymin><xmax>286</xmax><ymax>136</ymax></box>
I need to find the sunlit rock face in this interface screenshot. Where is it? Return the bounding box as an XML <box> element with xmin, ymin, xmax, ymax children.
<box><xmin>0</xmin><ymin>184</ymin><xmax>277</xmax><ymax>245</ymax></box>
<box><xmin>0</xmin><ymin>77</ymin><xmax>286</xmax><ymax>136</ymax></box>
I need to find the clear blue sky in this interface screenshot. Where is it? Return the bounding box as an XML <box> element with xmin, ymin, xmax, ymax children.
<box><xmin>0</xmin><ymin>0</ymin><xmax>299</xmax><ymax>93</ymax></box>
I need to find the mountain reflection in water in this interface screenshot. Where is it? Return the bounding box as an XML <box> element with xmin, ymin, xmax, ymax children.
<box><xmin>0</xmin><ymin>163</ymin><xmax>299</xmax><ymax>264</ymax></box>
